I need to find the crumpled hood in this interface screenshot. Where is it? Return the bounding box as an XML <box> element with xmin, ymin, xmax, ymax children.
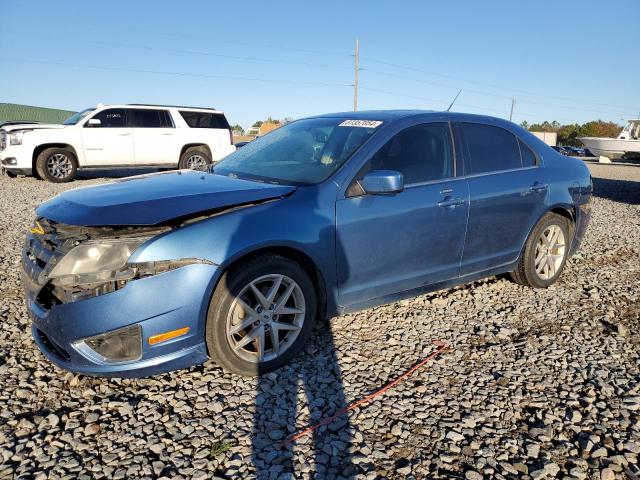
<box><xmin>37</xmin><ymin>170</ymin><xmax>296</xmax><ymax>226</ymax></box>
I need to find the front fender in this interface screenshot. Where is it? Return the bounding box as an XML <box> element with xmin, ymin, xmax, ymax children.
<box><xmin>129</xmin><ymin>186</ymin><xmax>338</xmax><ymax>310</ymax></box>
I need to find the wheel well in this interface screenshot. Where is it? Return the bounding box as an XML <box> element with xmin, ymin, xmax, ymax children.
<box><xmin>180</xmin><ymin>144</ymin><xmax>212</xmax><ymax>161</ymax></box>
<box><xmin>32</xmin><ymin>144</ymin><xmax>78</xmax><ymax>171</ymax></box>
<box><xmin>549</xmin><ymin>206</ymin><xmax>576</xmax><ymax>240</ymax></box>
<box><xmin>549</xmin><ymin>206</ymin><xmax>575</xmax><ymax>224</ymax></box>
<box><xmin>223</xmin><ymin>247</ymin><xmax>328</xmax><ymax>320</ymax></box>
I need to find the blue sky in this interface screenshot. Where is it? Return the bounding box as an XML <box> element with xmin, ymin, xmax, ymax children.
<box><xmin>1</xmin><ymin>0</ymin><xmax>638</xmax><ymax>129</ymax></box>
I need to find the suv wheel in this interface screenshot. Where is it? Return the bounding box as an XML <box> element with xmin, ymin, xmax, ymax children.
<box><xmin>510</xmin><ymin>213</ymin><xmax>571</xmax><ymax>288</ymax></box>
<box><xmin>179</xmin><ymin>147</ymin><xmax>212</xmax><ymax>171</ymax></box>
<box><xmin>35</xmin><ymin>148</ymin><xmax>77</xmax><ymax>183</ymax></box>
<box><xmin>206</xmin><ymin>254</ymin><xmax>317</xmax><ymax>376</ymax></box>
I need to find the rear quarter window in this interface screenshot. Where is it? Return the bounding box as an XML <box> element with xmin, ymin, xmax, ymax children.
<box><xmin>462</xmin><ymin>123</ymin><xmax>522</xmax><ymax>175</ymax></box>
<box><xmin>179</xmin><ymin>111</ymin><xmax>230</xmax><ymax>129</ymax></box>
<box><xmin>518</xmin><ymin>138</ymin><xmax>537</xmax><ymax>167</ymax></box>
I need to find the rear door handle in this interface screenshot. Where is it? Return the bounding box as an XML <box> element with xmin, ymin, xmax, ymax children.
<box><xmin>438</xmin><ymin>196</ymin><xmax>465</xmax><ymax>208</ymax></box>
<box><xmin>119</xmin><ymin>133</ymin><xmax>131</xmax><ymax>137</ymax></box>
<box><xmin>529</xmin><ymin>182</ymin><xmax>548</xmax><ymax>193</ymax></box>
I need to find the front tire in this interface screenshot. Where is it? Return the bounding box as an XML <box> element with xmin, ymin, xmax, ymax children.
<box><xmin>206</xmin><ymin>254</ymin><xmax>317</xmax><ymax>376</ymax></box>
<box><xmin>510</xmin><ymin>213</ymin><xmax>571</xmax><ymax>288</ymax></box>
<box><xmin>35</xmin><ymin>148</ymin><xmax>77</xmax><ymax>183</ymax></box>
<box><xmin>179</xmin><ymin>147</ymin><xmax>212</xmax><ymax>171</ymax></box>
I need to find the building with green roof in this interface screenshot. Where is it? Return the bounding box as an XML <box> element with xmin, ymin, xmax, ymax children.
<box><xmin>0</xmin><ymin>103</ymin><xmax>75</xmax><ymax>125</ymax></box>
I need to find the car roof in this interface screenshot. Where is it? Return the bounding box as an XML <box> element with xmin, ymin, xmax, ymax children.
<box><xmin>92</xmin><ymin>104</ymin><xmax>224</xmax><ymax>113</ymax></box>
<box><xmin>309</xmin><ymin>109</ymin><xmax>518</xmax><ymax>127</ymax></box>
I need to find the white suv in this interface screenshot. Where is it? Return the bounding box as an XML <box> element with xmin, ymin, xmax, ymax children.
<box><xmin>0</xmin><ymin>104</ymin><xmax>236</xmax><ymax>182</ymax></box>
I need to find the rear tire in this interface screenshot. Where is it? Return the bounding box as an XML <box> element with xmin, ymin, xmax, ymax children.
<box><xmin>206</xmin><ymin>254</ymin><xmax>317</xmax><ymax>376</ymax></box>
<box><xmin>509</xmin><ymin>213</ymin><xmax>571</xmax><ymax>288</ymax></box>
<box><xmin>179</xmin><ymin>147</ymin><xmax>212</xmax><ymax>171</ymax></box>
<box><xmin>35</xmin><ymin>148</ymin><xmax>77</xmax><ymax>183</ymax></box>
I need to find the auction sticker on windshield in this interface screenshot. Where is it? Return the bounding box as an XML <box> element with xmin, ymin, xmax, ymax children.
<box><xmin>339</xmin><ymin>120</ymin><xmax>383</xmax><ymax>128</ymax></box>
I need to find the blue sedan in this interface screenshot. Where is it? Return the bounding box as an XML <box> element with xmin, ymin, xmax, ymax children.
<box><xmin>22</xmin><ymin>110</ymin><xmax>592</xmax><ymax>377</ymax></box>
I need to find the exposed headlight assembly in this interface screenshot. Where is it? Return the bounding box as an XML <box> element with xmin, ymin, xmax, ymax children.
<box><xmin>47</xmin><ymin>236</ymin><xmax>214</xmax><ymax>290</ymax></box>
<box><xmin>10</xmin><ymin>130</ymin><xmax>29</xmax><ymax>145</ymax></box>
<box><xmin>49</xmin><ymin>239</ymin><xmax>148</xmax><ymax>287</ymax></box>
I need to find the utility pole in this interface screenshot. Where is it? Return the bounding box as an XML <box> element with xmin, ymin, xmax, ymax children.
<box><xmin>354</xmin><ymin>38</ymin><xmax>359</xmax><ymax>111</ymax></box>
<box><xmin>509</xmin><ymin>98</ymin><xmax>516</xmax><ymax>121</ymax></box>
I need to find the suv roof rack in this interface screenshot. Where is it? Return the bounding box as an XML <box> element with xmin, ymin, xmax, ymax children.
<box><xmin>127</xmin><ymin>104</ymin><xmax>218</xmax><ymax>110</ymax></box>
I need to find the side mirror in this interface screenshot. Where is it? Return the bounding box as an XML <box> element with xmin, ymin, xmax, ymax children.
<box><xmin>359</xmin><ymin>170</ymin><xmax>404</xmax><ymax>195</ymax></box>
<box><xmin>87</xmin><ymin>118</ymin><xmax>101</xmax><ymax>127</ymax></box>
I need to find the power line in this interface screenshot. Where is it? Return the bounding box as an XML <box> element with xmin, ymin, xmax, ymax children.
<box><xmin>83</xmin><ymin>23</ymin><xmax>353</xmax><ymax>58</ymax></box>
<box><xmin>360</xmin><ymin>55</ymin><xmax>634</xmax><ymax>111</ymax></box>
<box><xmin>3</xmin><ymin>59</ymin><xmax>353</xmax><ymax>88</ymax></box>
<box><xmin>361</xmin><ymin>65</ymin><xmax>634</xmax><ymax>116</ymax></box>
<box><xmin>359</xmin><ymin>85</ymin><xmax>585</xmax><ymax>123</ymax></box>
<box><xmin>40</xmin><ymin>34</ymin><xmax>352</xmax><ymax>70</ymax></box>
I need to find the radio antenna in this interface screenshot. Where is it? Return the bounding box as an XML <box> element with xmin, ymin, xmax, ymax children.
<box><xmin>447</xmin><ymin>90</ymin><xmax>462</xmax><ymax>112</ymax></box>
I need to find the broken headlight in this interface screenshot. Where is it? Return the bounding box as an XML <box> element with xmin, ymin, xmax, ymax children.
<box><xmin>49</xmin><ymin>239</ymin><xmax>148</xmax><ymax>287</ymax></box>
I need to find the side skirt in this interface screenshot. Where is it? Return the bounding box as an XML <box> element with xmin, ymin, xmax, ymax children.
<box><xmin>337</xmin><ymin>262</ymin><xmax>518</xmax><ymax>315</ymax></box>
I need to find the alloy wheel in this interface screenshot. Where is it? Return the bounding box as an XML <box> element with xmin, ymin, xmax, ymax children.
<box><xmin>534</xmin><ymin>224</ymin><xmax>566</xmax><ymax>280</ymax></box>
<box><xmin>185</xmin><ymin>154</ymin><xmax>208</xmax><ymax>171</ymax></box>
<box><xmin>226</xmin><ymin>274</ymin><xmax>306</xmax><ymax>363</ymax></box>
<box><xmin>46</xmin><ymin>153</ymin><xmax>73</xmax><ymax>179</ymax></box>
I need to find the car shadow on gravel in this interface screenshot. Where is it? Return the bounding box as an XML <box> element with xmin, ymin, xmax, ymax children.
<box><xmin>252</xmin><ymin>322</ymin><xmax>355</xmax><ymax>479</ymax></box>
<box><xmin>592</xmin><ymin>176</ymin><xmax>640</xmax><ymax>205</ymax></box>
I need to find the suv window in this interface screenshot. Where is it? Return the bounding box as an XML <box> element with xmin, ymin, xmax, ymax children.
<box><xmin>179</xmin><ymin>111</ymin><xmax>230</xmax><ymax>129</ymax></box>
<box><xmin>462</xmin><ymin>123</ymin><xmax>522</xmax><ymax>174</ymax></box>
<box><xmin>88</xmin><ymin>108</ymin><xmax>127</xmax><ymax>128</ymax></box>
<box><xmin>367</xmin><ymin>123</ymin><xmax>453</xmax><ymax>185</ymax></box>
<box><xmin>129</xmin><ymin>109</ymin><xmax>172</xmax><ymax>128</ymax></box>
<box><xmin>518</xmin><ymin>138</ymin><xmax>537</xmax><ymax>167</ymax></box>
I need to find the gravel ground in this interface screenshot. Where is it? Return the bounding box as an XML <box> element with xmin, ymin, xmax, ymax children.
<box><xmin>0</xmin><ymin>163</ymin><xmax>638</xmax><ymax>480</ymax></box>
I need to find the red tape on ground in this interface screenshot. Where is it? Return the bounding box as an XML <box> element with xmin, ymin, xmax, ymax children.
<box><xmin>279</xmin><ymin>340</ymin><xmax>450</xmax><ymax>448</ymax></box>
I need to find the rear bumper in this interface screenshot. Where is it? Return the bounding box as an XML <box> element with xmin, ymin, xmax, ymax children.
<box><xmin>24</xmin><ymin>263</ymin><xmax>222</xmax><ymax>377</ymax></box>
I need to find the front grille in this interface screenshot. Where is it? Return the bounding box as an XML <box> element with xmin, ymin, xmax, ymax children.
<box><xmin>0</xmin><ymin>131</ymin><xmax>6</xmax><ymax>151</ymax></box>
<box><xmin>36</xmin><ymin>328</ymin><xmax>71</xmax><ymax>362</ymax></box>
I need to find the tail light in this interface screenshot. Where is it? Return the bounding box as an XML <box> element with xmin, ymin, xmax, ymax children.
<box><xmin>229</xmin><ymin>129</ymin><xmax>233</xmax><ymax>146</ymax></box>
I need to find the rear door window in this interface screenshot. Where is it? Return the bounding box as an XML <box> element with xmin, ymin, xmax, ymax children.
<box><xmin>129</xmin><ymin>109</ymin><xmax>171</xmax><ymax>128</ymax></box>
<box><xmin>462</xmin><ymin>123</ymin><xmax>522</xmax><ymax>175</ymax></box>
<box><xmin>179</xmin><ymin>111</ymin><xmax>230</xmax><ymax>129</ymax></box>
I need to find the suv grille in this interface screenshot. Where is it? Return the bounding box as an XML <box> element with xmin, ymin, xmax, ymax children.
<box><xmin>0</xmin><ymin>130</ymin><xmax>6</xmax><ymax>151</ymax></box>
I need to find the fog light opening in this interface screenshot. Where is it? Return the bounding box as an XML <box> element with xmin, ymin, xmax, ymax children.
<box><xmin>80</xmin><ymin>325</ymin><xmax>142</xmax><ymax>363</ymax></box>
<box><xmin>148</xmin><ymin>327</ymin><xmax>190</xmax><ymax>345</ymax></box>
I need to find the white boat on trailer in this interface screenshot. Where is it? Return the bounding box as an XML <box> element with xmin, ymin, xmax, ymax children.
<box><xmin>579</xmin><ymin>119</ymin><xmax>640</xmax><ymax>162</ymax></box>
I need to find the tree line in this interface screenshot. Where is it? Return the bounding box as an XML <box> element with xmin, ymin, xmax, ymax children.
<box><xmin>520</xmin><ymin>120</ymin><xmax>622</xmax><ymax>147</ymax></box>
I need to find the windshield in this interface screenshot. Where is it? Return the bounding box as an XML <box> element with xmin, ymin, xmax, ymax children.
<box><xmin>214</xmin><ymin>117</ymin><xmax>381</xmax><ymax>185</ymax></box>
<box><xmin>62</xmin><ymin>108</ymin><xmax>95</xmax><ymax>125</ymax></box>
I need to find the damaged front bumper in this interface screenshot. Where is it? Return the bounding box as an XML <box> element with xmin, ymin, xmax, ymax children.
<box><xmin>21</xmin><ymin>220</ymin><xmax>222</xmax><ymax>377</ymax></box>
